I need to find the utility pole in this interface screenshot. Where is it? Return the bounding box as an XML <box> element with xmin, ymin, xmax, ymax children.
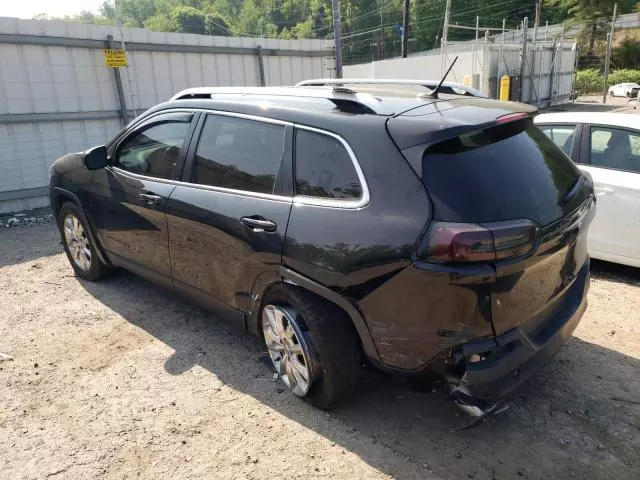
<box><xmin>519</xmin><ymin>17</ymin><xmax>529</xmax><ymax>102</ymax></box>
<box><xmin>442</xmin><ymin>0</ymin><xmax>452</xmax><ymax>75</ymax></box>
<box><xmin>603</xmin><ymin>3</ymin><xmax>617</xmax><ymax>103</ymax></box>
<box><xmin>533</xmin><ymin>0</ymin><xmax>541</xmax><ymax>42</ymax></box>
<box><xmin>401</xmin><ymin>0</ymin><xmax>410</xmax><ymax>58</ymax></box>
<box><xmin>331</xmin><ymin>0</ymin><xmax>343</xmax><ymax>78</ymax></box>
<box><xmin>442</xmin><ymin>0</ymin><xmax>451</xmax><ymax>45</ymax></box>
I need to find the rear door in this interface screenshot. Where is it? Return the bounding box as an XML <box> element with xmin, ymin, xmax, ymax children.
<box><xmin>165</xmin><ymin>112</ymin><xmax>293</xmax><ymax>316</ymax></box>
<box><xmin>579</xmin><ymin>125</ymin><xmax>640</xmax><ymax>265</ymax></box>
<box><xmin>90</xmin><ymin>111</ymin><xmax>197</xmax><ymax>278</ymax></box>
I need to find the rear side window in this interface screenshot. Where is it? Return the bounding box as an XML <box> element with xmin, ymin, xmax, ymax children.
<box><xmin>294</xmin><ymin>129</ymin><xmax>362</xmax><ymax>200</ymax></box>
<box><xmin>590</xmin><ymin>127</ymin><xmax>640</xmax><ymax>173</ymax></box>
<box><xmin>192</xmin><ymin>115</ymin><xmax>285</xmax><ymax>194</ymax></box>
<box><xmin>421</xmin><ymin>119</ymin><xmax>582</xmax><ymax>226</ymax></box>
<box><xmin>537</xmin><ymin>124</ymin><xmax>576</xmax><ymax>157</ymax></box>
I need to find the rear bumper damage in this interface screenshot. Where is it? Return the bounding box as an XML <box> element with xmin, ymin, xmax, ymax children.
<box><xmin>446</xmin><ymin>263</ymin><xmax>590</xmax><ymax>417</ymax></box>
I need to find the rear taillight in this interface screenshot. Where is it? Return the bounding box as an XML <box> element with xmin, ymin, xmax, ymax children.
<box><xmin>420</xmin><ymin>220</ymin><xmax>537</xmax><ymax>263</ymax></box>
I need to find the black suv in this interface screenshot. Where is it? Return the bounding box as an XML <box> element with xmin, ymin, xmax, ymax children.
<box><xmin>49</xmin><ymin>81</ymin><xmax>595</xmax><ymax>416</ymax></box>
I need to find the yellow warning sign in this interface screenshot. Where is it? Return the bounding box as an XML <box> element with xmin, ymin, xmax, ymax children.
<box><xmin>103</xmin><ymin>49</ymin><xmax>128</xmax><ymax>67</ymax></box>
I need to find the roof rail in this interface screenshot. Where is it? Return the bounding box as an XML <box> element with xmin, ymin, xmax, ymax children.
<box><xmin>169</xmin><ymin>86</ymin><xmax>386</xmax><ymax>114</ymax></box>
<box><xmin>295</xmin><ymin>78</ymin><xmax>486</xmax><ymax>98</ymax></box>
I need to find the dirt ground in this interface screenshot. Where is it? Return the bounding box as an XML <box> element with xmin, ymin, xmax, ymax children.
<box><xmin>1</xmin><ymin>222</ymin><xmax>639</xmax><ymax>480</ymax></box>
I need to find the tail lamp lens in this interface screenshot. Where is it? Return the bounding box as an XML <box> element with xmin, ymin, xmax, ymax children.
<box><xmin>421</xmin><ymin>221</ymin><xmax>537</xmax><ymax>264</ymax></box>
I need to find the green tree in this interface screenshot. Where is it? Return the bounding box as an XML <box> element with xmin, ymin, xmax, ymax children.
<box><xmin>548</xmin><ymin>0</ymin><xmax>636</xmax><ymax>55</ymax></box>
<box><xmin>170</xmin><ymin>5</ymin><xmax>206</xmax><ymax>33</ymax></box>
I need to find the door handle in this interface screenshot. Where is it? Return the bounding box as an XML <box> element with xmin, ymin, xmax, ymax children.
<box><xmin>240</xmin><ymin>216</ymin><xmax>277</xmax><ymax>233</ymax></box>
<box><xmin>139</xmin><ymin>192</ymin><xmax>163</xmax><ymax>205</ymax></box>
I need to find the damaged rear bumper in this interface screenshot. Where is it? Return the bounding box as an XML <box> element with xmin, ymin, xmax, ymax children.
<box><xmin>448</xmin><ymin>263</ymin><xmax>590</xmax><ymax>415</ymax></box>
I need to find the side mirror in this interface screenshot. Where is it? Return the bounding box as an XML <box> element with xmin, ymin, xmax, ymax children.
<box><xmin>84</xmin><ymin>145</ymin><xmax>109</xmax><ymax>170</ymax></box>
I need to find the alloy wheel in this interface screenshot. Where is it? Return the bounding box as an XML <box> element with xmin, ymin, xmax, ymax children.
<box><xmin>262</xmin><ymin>304</ymin><xmax>314</xmax><ymax>397</ymax></box>
<box><xmin>63</xmin><ymin>214</ymin><xmax>92</xmax><ymax>271</ymax></box>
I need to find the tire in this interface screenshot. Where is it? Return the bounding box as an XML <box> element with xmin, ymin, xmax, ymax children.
<box><xmin>260</xmin><ymin>284</ymin><xmax>361</xmax><ymax>409</ymax></box>
<box><xmin>609</xmin><ymin>90</ymin><xmax>615</xmax><ymax>97</ymax></box>
<box><xmin>57</xmin><ymin>201</ymin><xmax>109</xmax><ymax>281</ymax></box>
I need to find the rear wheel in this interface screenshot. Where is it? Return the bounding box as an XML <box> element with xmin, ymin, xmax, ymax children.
<box><xmin>58</xmin><ymin>202</ymin><xmax>109</xmax><ymax>281</ymax></box>
<box><xmin>261</xmin><ymin>285</ymin><xmax>361</xmax><ymax>409</ymax></box>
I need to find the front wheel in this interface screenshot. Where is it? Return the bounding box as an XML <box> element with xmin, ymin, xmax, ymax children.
<box><xmin>58</xmin><ymin>202</ymin><xmax>109</xmax><ymax>281</ymax></box>
<box><xmin>261</xmin><ymin>285</ymin><xmax>361</xmax><ymax>409</ymax></box>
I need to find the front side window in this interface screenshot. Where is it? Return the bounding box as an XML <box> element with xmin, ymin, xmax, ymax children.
<box><xmin>294</xmin><ymin>129</ymin><xmax>362</xmax><ymax>200</ymax></box>
<box><xmin>116</xmin><ymin>114</ymin><xmax>193</xmax><ymax>179</ymax></box>
<box><xmin>192</xmin><ymin>115</ymin><xmax>285</xmax><ymax>195</ymax></box>
<box><xmin>537</xmin><ymin>124</ymin><xmax>577</xmax><ymax>157</ymax></box>
<box><xmin>590</xmin><ymin>127</ymin><xmax>640</xmax><ymax>173</ymax></box>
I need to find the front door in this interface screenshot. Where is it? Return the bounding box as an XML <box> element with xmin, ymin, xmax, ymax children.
<box><xmin>90</xmin><ymin>111</ymin><xmax>197</xmax><ymax>277</ymax></box>
<box><xmin>166</xmin><ymin>112</ymin><xmax>293</xmax><ymax>313</ymax></box>
<box><xmin>580</xmin><ymin>125</ymin><xmax>640</xmax><ymax>265</ymax></box>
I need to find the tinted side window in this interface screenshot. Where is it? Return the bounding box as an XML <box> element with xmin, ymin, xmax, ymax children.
<box><xmin>590</xmin><ymin>127</ymin><xmax>640</xmax><ymax>173</ymax></box>
<box><xmin>294</xmin><ymin>129</ymin><xmax>362</xmax><ymax>200</ymax></box>
<box><xmin>117</xmin><ymin>115</ymin><xmax>193</xmax><ymax>179</ymax></box>
<box><xmin>192</xmin><ymin>115</ymin><xmax>285</xmax><ymax>194</ymax></box>
<box><xmin>538</xmin><ymin>124</ymin><xmax>576</xmax><ymax>157</ymax></box>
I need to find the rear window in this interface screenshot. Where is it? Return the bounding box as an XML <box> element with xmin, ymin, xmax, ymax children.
<box><xmin>421</xmin><ymin>119</ymin><xmax>582</xmax><ymax>226</ymax></box>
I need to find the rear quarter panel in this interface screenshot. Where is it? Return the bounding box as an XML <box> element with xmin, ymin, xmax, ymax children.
<box><xmin>283</xmin><ymin>118</ymin><xmax>492</xmax><ymax>370</ymax></box>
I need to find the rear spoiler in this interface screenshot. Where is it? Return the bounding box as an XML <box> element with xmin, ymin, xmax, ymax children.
<box><xmin>387</xmin><ymin>101</ymin><xmax>537</xmax><ymax>150</ymax></box>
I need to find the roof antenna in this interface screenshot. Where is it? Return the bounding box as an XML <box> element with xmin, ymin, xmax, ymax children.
<box><xmin>425</xmin><ymin>55</ymin><xmax>459</xmax><ymax>99</ymax></box>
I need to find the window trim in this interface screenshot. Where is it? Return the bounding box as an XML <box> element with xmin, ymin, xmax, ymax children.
<box><xmin>587</xmin><ymin>124</ymin><xmax>640</xmax><ymax>174</ymax></box>
<box><xmin>108</xmin><ymin>107</ymin><xmax>371</xmax><ymax>208</ymax></box>
<box><xmin>292</xmin><ymin>125</ymin><xmax>370</xmax><ymax>209</ymax></box>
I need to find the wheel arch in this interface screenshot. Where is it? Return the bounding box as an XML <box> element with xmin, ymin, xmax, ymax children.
<box><xmin>53</xmin><ymin>187</ymin><xmax>110</xmax><ymax>266</ymax></box>
<box><xmin>246</xmin><ymin>266</ymin><xmax>381</xmax><ymax>365</ymax></box>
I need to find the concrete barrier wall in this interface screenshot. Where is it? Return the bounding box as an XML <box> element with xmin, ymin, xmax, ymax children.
<box><xmin>0</xmin><ymin>17</ymin><xmax>335</xmax><ymax>213</ymax></box>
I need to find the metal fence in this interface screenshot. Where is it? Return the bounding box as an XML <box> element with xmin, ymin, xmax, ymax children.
<box><xmin>0</xmin><ymin>17</ymin><xmax>335</xmax><ymax>213</ymax></box>
<box><xmin>344</xmin><ymin>38</ymin><xmax>576</xmax><ymax>106</ymax></box>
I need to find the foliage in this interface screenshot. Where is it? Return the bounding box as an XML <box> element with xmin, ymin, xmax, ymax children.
<box><xmin>32</xmin><ymin>0</ymin><xmax>639</xmax><ymax>65</ymax></box>
<box><xmin>576</xmin><ymin>68</ymin><xmax>640</xmax><ymax>94</ymax></box>
<box><xmin>546</xmin><ymin>0</ymin><xmax>636</xmax><ymax>54</ymax></box>
<box><xmin>612</xmin><ymin>37</ymin><xmax>640</xmax><ymax>69</ymax></box>
<box><xmin>575</xmin><ymin>68</ymin><xmax>602</xmax><ymax>93</ymax></box>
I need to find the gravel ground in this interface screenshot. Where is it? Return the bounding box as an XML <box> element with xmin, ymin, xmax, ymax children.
<box><xmin>1</xmin><ymin>222</ymin><xmax>639</xmax><ymax>480</ymax></box>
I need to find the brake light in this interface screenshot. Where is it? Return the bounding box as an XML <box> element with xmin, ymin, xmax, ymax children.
<box><xmin>495</xmin><ymin>112</ymin><xmax>529</xmax><ymax>124</ymax></box>
<box><xmin>420</xmin><ymin>220</ymin><xmax>537</xmax><ymax>263</ymax></box>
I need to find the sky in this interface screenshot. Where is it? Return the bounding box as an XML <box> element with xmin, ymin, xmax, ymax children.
<box><xmin>2</xmin><ymin>0</ymin><xmax>104</xmax><ymax>19</ymax></box>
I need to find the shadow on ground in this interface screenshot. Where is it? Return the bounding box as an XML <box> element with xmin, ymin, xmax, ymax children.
<box><xmin>542</xmin><ymin>101</ymin><xmax>628</xmax><ymax>113</ymax></box>
<box><xmin>591</xmin><ymin>259</ymin><xmax>640</xmax><ymax>286</ymax></box>
<box><xmin>79</xmin><ymin>267</ymin><xmax>640</xmax><ymax>480</ymax></box>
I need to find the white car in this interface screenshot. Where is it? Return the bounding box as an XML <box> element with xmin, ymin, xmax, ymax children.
<box><xmin>535</xmin><ymin>112</ymin><xmax>640</xmax><ymax>268</ymax></box>
<box><xmin>608</xmin><ymin>83</ymin><xmax>640</xmax><ymax>98</ymax></box>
